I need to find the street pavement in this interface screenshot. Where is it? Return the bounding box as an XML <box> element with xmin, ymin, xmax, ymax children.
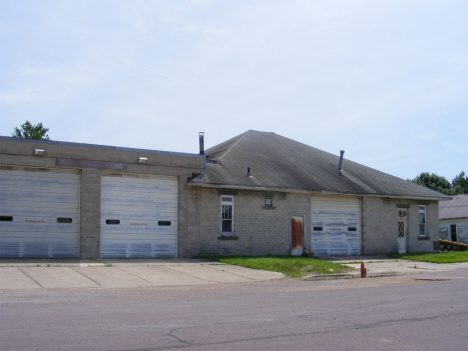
<box><xmin>2</xmin><ymin>268</ymin><xmax>468</xmax><ymax>351</ymax></box>
<box><xmin>1</xmin><ymin>256</ymin><xmax>467</xmax><ymax>289</ymax></box>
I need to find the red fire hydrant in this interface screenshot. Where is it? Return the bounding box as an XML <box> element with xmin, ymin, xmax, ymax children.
<box><xmin>360</xmin><ymin>261</ymin><xmax>367</xmax><ymax>278</ymax></box>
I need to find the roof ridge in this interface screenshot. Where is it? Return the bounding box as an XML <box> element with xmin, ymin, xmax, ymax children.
<box><xmin>216</xmin><ymin>130</ymin><xmax>253</xmax><ymax>162</ymax></box>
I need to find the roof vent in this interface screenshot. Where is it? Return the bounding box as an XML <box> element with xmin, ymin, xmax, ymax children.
<box><xmin>199</xmin><ymin>132</ymin><xmax>205</xmax><ymax>155</ymax></box>
<box><xmin>247</xmin><ymin>167</ymin><xmax>251</xmax><ymax>177</ymax></box>
<box><xmin>338</xmin><ymin>150</ymin><xmax>345</xmax><ymax>175</ymax></box>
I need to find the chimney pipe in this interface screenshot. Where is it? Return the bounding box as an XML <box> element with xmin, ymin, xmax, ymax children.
<box><xmin>338</xmin><ymin>150</ymin><xmax>345</xmax><ymax>175</ymax></box>
<box><xmin>247</xmin><ymin>167</ymin><xmax>251</xmax><ymax>177</ymax></box>
<box><xmin>199</xmin><ymin>132</ymin><xmax>204</xmax><ymax>155</ymax></box>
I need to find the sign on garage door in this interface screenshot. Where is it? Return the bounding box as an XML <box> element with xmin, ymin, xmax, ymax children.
<box><xmin>311</xmin><ymin>195</ymin><xmax>361</xmax><ymax>256</ymax></box>
<box><xmin>0</xmin><ymin>168</ymin><xmax>81</xmax><ymax>258</ymax></box>
<box><xmin>100</xmin><ymin>174</ymin><xmax>178</xmax><ymax>258</ymax></box>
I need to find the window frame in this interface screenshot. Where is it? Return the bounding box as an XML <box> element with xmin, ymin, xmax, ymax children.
<box><xmin>450</xmin><ymin>224</ymin><xmax>457</xmax><ymax>242</ymax></box>
<box><xmin>418</xmin><ymin>205</ymin><xmax>427</xmax><ymax>237</ymax></box>
<box><xmin>220</xmin><ymin>195</ymin><xmax>234</xmax><ymax>235</ymax></box>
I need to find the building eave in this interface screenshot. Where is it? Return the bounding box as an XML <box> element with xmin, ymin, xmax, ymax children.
<box><xmin>188</xmin><ymin>182</ymin><xmax>448</xmax><ymax>201</ymax></box>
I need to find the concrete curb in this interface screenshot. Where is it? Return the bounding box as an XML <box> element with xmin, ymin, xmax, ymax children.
<box><xmin>302</xmin><ymin>271</ymin><xmax>400</xmax><ymax>281</ymax></box>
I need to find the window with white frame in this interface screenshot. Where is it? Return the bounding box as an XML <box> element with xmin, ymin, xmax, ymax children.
<box><xmin>419</xmin><ymin>205</ymin><xmax>427</xmax><ymax>236</ymax></box>
<box><xmin>221</xmin><ymin>196</ymin><xmax>234</xmax><ymax>235</ymax></box>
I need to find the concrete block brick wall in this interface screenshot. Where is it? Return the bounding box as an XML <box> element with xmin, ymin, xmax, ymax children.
<box><xmin>362</xmin><ymin>197</ymin><xmax>385</xmax><ymax>255</ymax></box>
<box><xmin>177</xmin><ymin>178</ymin><xmax>200</xmax><ymax>258</ymax></box>
<box><xmin>198</xmin><ymin>188</ymin><xmax>310</xmax><ymax>256</ymax></box>
<box><xmin>80</xmin><ymin>168</ymin><xmax>101</xmax><ymax>258</ymax></box>
<box><xmin>362</xmin><ymin>197</ymin><xmax>438</xmax><ymax>255</ymax></box>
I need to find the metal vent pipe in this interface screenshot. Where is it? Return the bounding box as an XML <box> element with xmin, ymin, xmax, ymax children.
<box><xmin>199</xmin><ymin>132</ymin><xmax>204</xmax><ymax>155</ymax></box>
<box><xmin>338</xmin><ymin>150</ymin><xmax>345</xmax><ymax>175</ymax></box>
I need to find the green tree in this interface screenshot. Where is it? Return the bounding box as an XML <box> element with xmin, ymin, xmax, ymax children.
<box><xmin>452</xmin><ymin>171</ymin><xmax>468</xmax><ymax>194</ymax></box>
<box><xmin>12</xmin><ymin>121</ymin><xmax>50</xmax><ymax>140</ymax></box>
<box><xmin>409</xmin><ymin>172</ymin><xmax>459</xmax><ymax>195</ymax></box>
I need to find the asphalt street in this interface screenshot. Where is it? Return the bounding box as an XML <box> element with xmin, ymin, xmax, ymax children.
<box><xmin>1</xmin><ymin>266</ymin><xmax>468</xmax><ymax>351</ymax></box>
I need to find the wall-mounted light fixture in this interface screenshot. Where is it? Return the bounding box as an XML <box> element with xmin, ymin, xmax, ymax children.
<box><xmin>138</xmin><ymin>157</ymin><xmax>148</xmax><ymax>164</ymax></box>
<box><xmin>34</xmin><ymin>149</ymin><xmax>44</xmax><ymax>156</ymax></box>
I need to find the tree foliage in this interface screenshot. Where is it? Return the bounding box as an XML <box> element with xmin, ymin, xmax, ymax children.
<box><xmin>12</xmin><ymin>121</ymin><xmax>50</xmax><ymax>140</ymax></box>
<box><xmin>410</xmin><ymin>172</ymin><xmax>466</xmax><ymax>195</ymax></box>
<box><xmin>452</xmin><ymin>171</ymin><xmax>468</xmax><ymax>194</ymax></box>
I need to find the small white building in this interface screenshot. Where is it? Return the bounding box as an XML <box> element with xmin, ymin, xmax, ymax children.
<box><xmin>439</xmin><ymin>194</ymin><xmax>468</xmax><ymax>244</ymax></box>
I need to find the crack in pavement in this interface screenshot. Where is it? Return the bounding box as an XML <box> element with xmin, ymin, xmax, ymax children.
<box><xmin>118</xmin><ymin>309</ymin><xmax>468</xmax><ymax>351</ymax></box>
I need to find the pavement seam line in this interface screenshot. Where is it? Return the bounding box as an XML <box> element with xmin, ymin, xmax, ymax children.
<box><xmin>112</xmin><ymin>266</ymin><xmax>154</xmax><ymax>285</ymax></box>
<box><xmin>202</xmin><ymin>264</ymin><xmax>256</xmax><ymax>281</ymax></box>
<box><xmin>70</xmin><ymin>267</ymin><xmax>102</xmax><ymax>287</ymax></box>
<box><xmin>17</xmin><ymin>267</ymin><xmax>43</xmax><ymax>288</ymax></box>
<box><xmin>163</xmin><ymin>266</ymin><xmax>213</xmax><ymax>283</ymax></box>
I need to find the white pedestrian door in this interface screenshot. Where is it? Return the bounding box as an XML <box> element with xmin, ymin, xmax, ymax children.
<box><xmin>398</xmin><ymin>219</ymin><xmax>407</xmax><ymax>254</ymax></box>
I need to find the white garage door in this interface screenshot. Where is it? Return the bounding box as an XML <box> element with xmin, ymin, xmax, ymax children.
<box><xmin>100</xmin><ymin>174</ymin><xmax>178</xmax><ymax>258</ymax></box>
<box><xmin>0</xmin><ymin>168</ymin><xmax>81</xmax><ymax>258</ymax></box>
<box><xmin>311</xmin><ymin>195</ymin><xmax>361</xmax><ymax>256</ymax></box>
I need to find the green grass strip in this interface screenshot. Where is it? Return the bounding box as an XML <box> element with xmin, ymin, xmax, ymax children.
<box><xmin>389</xmin><ymin>251</ymin><xmax>468</xmax><ymax>264</ymax></box>
<box><xmin>201</xmin><ymin>255</ymin><xmax>351</xmax><ymax>277</ymax></box>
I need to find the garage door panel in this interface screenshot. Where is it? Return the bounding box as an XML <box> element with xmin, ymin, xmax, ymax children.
<box><xmin>0</xmin><ymin>169</ymin><xmax>81</xmax><ymax>258</ymax></box>
<box><xmin>0</xmin><ymin>178</ymin><xmax>80</xmax><ymax>190</ymax></box>
<box><xmin>101</xmin><ymin>240</ymin><xmax>177</xmax><ymax>258</ymax></box>
<box><xmin>1</xmin><ymin>223</ymin><xmax>80</xmax><ymax>234</ymax></box>
<box><xmin>0</xmin><ymin>170</ymin><xmax>80</xmax><ymax>181</ymax></box>
<box><xmin>101</xmin><ymin>192</ymin><xmax>177</xmax><ymax>202</ymax></box>
<box><xmin>0</xmin><ymin>239</ymin><xmax>80</xmax><ymax>258</ymax></box>
<box><xmin>0</xmin><ymin>206</ymin><xmax>81</xmax><ymax>217</ymax></box>
<box><xmin>100</xmin><ymin>226</ymin><xmax>177</xmax><ymax>235</ymax></box>
<box><xmin>100</xmin><ymin>174</ymin><xmax>178</xmax><ymax>258</ymax></box>
<box><xmin>0</xmin><ymin>190</ymin><xmax>80</xmax><ymax>203</ymax></box>
<box><xmin>311</xmin><ymin>195</ymin><xmax>361</xmax><ymax>256</ymax></box>
<box><xmin>101</xmin><ymin>212</ymin><xmax>176</xmax><ymax>222</ymax></box>
<box><xmin>101</xmin><ymin>196</ymin><xmax>177</xmax><ymax>208</ymax></box>
<box><xmin>101</xmin><ymin>184</ymin><xmax>177</xmax><ymax>195</ymax></box>
<box><xmin>101</xmin><ymin>204</ymin><xmax>177</xmax><ymax>214</ymax></box>
<box><xmin>101</xmin><ymin>175</ymin><xmax>176</xmax><ymax>185</ymax></box>
<box><xmin>101</xmin><ymin>233</ymin><xmax>177</xmax><ymax>241</ymax></box>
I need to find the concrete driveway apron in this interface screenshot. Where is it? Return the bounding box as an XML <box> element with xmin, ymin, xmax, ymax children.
<box><xmin>0</xmin><ymin>259</ymin><xmax>286</xmax><ymax>290</ymax></box>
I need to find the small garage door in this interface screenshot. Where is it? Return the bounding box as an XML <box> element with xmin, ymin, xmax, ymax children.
<box><xmin>311</xmin><ymin>195</ymin><xmax>361</xmax><ymax>256</ymax></box>
<box><xmin>100</xmin><ymin>174</ymin><xmax>178</xmax><ymax>258</ymax></box>
<box><xmin>0</xmin><ymin>168</ymin><xmax>81</xmax><ymax>258</ymax></box>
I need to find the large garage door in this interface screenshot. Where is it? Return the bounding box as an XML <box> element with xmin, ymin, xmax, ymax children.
<box><xmin>311</xmin><ymin>195</ymin><xmax>361</xmax><ymax>256</ymax></box>
<box><xmin>100</xmin><ymin>174</ymin><xmax>178</xmax><ymax>258</ymax></box>
<box><xmin>0</xmin><ymin>168</ymin><xmax>81</xmax><ymax>258</ymax></box>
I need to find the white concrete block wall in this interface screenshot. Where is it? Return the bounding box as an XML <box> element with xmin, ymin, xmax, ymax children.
<box><xmin>198</xmin><ymin>188</ymin><xmax>310</xmax><ymax>256</ymax></box>
<box><xmin>362</xmin><ymin>198</ymin><xmax>438</xmax><ymax>255</ymax></box>
<box><xmin>439</xmin><ymin>218</ymin><xmax>468</xmax><ymax>244</ymax></box>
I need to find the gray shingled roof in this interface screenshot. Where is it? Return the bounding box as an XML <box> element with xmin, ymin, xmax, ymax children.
<box><xmin>189</xmin><ymin>130</ymin><xmax>450</xmax><ymax>200</ymax></box>
<box><xmin>439</xmin><ymin>194</ymin><xmax>468</xmax><ymax>219</ymax></box>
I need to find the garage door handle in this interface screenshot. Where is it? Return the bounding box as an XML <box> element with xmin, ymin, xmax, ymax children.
<box><xmin>106</xmin><ymin>219</ymin><xmax>120</xmax><ymax>225</ymax></box>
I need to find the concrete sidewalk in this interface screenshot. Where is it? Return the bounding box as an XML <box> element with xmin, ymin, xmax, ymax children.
<box><xmin>1</xmin><ymin>256</ymin><xmax>467</xmax><ymax>289</ymax></box>
<box><xmin>0</xmin><ymin>258</ymin><xmax>286</xmax><ymax>290</ymax></box>
<box><xmin>322</xmin><ymin>255</ymin><xmax>468</xmax><ymax>279</ymax></box>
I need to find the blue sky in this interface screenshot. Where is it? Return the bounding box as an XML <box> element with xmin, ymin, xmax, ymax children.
<box><xmin>1</xmin><ymin>1</ymin><xmax>467</xmax><ymax>181</ymax></box>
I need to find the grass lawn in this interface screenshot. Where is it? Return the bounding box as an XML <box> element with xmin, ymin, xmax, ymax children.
<box><xmin>201</xmin><ymin>256</ymin><xmax>352</xmax><ymax>277</ymax></box>
<box><xmin>389</xmin><ymin>251</ymin><xmax>468</xmax><ymax>264</ymax></box>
